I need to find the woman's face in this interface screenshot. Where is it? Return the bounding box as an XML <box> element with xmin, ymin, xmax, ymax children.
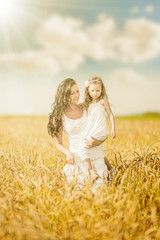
<box><xmin>69</xmin><ymin>84</ymin><xmax>80</xmax><ymax>104</ymax></box>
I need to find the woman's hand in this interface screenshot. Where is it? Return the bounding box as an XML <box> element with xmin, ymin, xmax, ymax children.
<box><xmin>84</xmin><ymin>136</ymin><xmax>107</xmax><ymax>148</ymax></box>
<box><xmin>66</xmin><ymin>151</ymin><xmax>75</xmax><ymax>165</ymax></box>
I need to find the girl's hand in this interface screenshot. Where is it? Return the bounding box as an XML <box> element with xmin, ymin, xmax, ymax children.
<box><xmin>111</xmin><ymin>129</ymin><xmax>116</xmax><ymax>139</ymax></box>
<box><xmin>98</xmin><ymin>99</ymin><xmax>105</xmax><ymax>106</ymax></box>
<box><xmin>66</xmin><ymin>151</ymin><xmax>75</xmax><ymax>165</ymax></box>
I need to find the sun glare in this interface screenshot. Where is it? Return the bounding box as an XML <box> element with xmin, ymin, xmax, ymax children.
<box><xmin>0</xmin><ymin>0</ymin><xmax>17</xmax><ymax>20</ymax></box>
<box><xmin>0</xmin><ymin>0</ymin><xmax>44</xmax><ymax>52</ymax></box>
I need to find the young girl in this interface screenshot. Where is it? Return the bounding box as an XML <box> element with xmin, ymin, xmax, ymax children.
<box><xmin>80</xmin><ymin>76</ymin><xmax>116</xmax><ymax>180</ymax></box>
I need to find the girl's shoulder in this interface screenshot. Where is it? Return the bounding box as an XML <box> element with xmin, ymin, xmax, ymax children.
<box><xmin>88</xmin><ymin>102</ymin><xmax>105</xmax><ymax>114</ymax></box>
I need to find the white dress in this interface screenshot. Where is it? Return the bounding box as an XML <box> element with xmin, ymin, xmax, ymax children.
<box><xmin>80</xmin><ymin>102</ymin><xmax>109</xmax><ymax>162</ymax></box>
<box><xmin>62</xmin><ymin>105</ymin><xmax>108</xmax><ymax>186</ymax></box>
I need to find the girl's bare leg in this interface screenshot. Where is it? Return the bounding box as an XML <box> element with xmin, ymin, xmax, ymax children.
<box><xmin>104</xmin><ymin>156</ymin><xmax>116</xmax><ymax>181</ymax></box>
<box><xmin>83</xmin><ymin>158</ymin><xmax>99</xmax><ymax>181</ymax></box>
<box><xmin>83</xmin><ymin>158</ymin><xmax>92</xmax><ymax>171</ymax></box>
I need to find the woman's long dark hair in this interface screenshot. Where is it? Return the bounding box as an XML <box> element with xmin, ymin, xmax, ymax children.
<box><xmin>47</xmin><ymin>78</ymin><xmax>76</xmax><ymax>138</ymax></box>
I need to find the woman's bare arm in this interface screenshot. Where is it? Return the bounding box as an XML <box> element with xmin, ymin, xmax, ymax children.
<box><xmin>84</xmin><ymin>136</ymin><xmax>107</xmax><ymax>149</ymax></box>
<box><xmin>54</xmin><ymin>127</ymin><xmax>75</xmax><ymax>165</ymax></box>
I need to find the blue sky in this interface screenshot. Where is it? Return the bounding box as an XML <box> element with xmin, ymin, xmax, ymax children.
<box><xmin>0</xmin><ymin>0</ymin><xmax>160</xmax><ymax>115</ymax></box>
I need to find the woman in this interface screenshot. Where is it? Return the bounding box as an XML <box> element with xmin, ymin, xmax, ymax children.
<box><xmin>47</xmin><ymin>78</ymin><xmax>112</xmax><ymax>185</ymax></box>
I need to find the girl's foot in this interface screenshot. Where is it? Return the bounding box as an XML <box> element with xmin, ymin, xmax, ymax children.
<box><xmin>89</xmin><ymin>169</ymin><xmax>99</xmax><ymax>182</ymax></box>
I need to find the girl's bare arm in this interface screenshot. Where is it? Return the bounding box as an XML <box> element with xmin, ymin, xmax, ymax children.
<box><xmin>99</xmin><ymin>97</ymin><xmax>116</xmax><ymax>139</ymax></box>
<box><xmin>104</xmin><ymin>98</ymin><xmax>116</xmax><ymax>139</ymax></box>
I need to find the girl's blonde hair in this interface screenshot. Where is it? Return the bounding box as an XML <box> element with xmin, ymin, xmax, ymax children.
<box><xmin>84</xmin><ymin>76</ymin><xmax>108</xmax><ymax>110</ymax></box>
<box><xmin>47</xmin><ymin>78</ymin><xmax>76</xmax><ymax>138</ymax></box>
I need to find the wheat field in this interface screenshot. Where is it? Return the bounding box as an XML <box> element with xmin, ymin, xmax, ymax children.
<box><xmin>0</xmin><ymin>116</ymin><xmax>160</xmax><ymax>240</ymax></box>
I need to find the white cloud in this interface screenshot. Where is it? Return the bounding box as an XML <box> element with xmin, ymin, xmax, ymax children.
<box><xmin>109</xmin><ymin>68</ymin><xmax>147</xmax><ymax>85</ymax></box>
<box><xmin>1</xmin><ymin>14</ymin><xmax>160</xmax><ymax>71</ymax></box>
<box><xmin>106</xmin><ymin>69</ymin><xmax>160</xmax><ymax>115</ymax></box>
<box><xmin>130</xmin><ymin>6</ymin><xmax>140</xmax><ymax>14</ymax></box>
<box><xmin>88</xmin><ymin>16</ymin><xmax>160</xmax><ymax>63</ymax></box>
<box><xmin>36</xmin><ymin>14</ymin><xmax>160</xmax><ymax>67</ymax></box>
<box><xmin>145</xmin><ymin>5</ymin><xmax>155</xmax><ymax>14</ymax></box>
<box><xmin>37</xmin><ymin>14</ymin><xmax>160</xmax><ymax>66</ymax></box>
<box><xmin>0</xmin><ymin>50</ymin><xmax>60</xmax><ymax>73</ymax></box>
<box><xmin>36</xmin><ymin>15</ymin><xmax>93</xmax><ymax>70</ymax></box>
<box><xmin>130</xmin><ymin>5</ymin><xmax>155</xmax><ymax>15</ymax></box>
<box><xmin>117</xmin><ymin>18</ymin><xmax>160</xmax><ymax>63</ymax></box>
<box><xmin>86</xmin><ymin>14</ymin><xmax>117</xmax><ymax>60</ymax></box>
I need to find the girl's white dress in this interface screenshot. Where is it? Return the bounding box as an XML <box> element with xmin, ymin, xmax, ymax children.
<box><xmin>62</xmin><ymin>103</ymin><xmax>108</xmax><ymax>186</ymax></box>
<box><xmin>80</xmin><ymin>102</ymin><xmax>109</xmax><ymax>161</ymax></box>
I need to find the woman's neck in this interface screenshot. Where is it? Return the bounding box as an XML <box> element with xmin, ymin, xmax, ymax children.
<box><xmin>67</xmin><ymin>103</ymin><xmax>78</xmax><ymax>111</ymax></box>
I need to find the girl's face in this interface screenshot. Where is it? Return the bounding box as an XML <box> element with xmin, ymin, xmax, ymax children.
<box><xmin>69</xmin><ymin>84</ymin><xmax>80</xmax><ymax>104</ymax></box>
<box><xmin>88</xmin><ymin>83</ymin><xmax>102</xmax><ymax>100</ymax></box>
